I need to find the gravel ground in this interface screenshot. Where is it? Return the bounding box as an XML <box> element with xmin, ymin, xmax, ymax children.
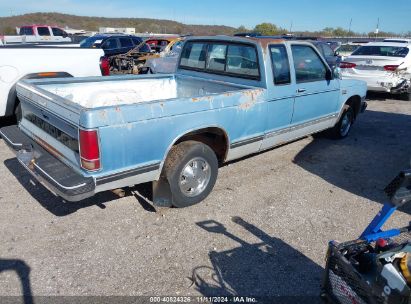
<box><xmin>0</xmin><ymin>95</ymin><xmax>410</xmax><ymax>301</ymax></box>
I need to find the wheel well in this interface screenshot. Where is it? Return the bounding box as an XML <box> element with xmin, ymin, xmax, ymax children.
<box><xmin>345</xmin><ymin>95</ymin><xmax>361</xmax><ymax>117</ymax></box>
<box><xmin>175</xmin><ymin>128</ymin><xmax>229</xmax><ymax>163</ymax></box>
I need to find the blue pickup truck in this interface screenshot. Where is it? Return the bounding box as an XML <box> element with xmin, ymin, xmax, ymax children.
<box><xmin>0</xmin><ymin>36</ymin><xmax>367</xmax><ymax>208</ymax></box>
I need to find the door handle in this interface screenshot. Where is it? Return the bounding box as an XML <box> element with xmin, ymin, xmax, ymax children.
<box><xmin>297</xmin><ymin>88</ymin><xmax>307</xmax><ymax>93</ymax></box>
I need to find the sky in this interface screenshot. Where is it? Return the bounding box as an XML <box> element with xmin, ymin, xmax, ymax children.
<box><xmin>0</xmin><ymin>0</ymin><xmax>410</xmax><ymax>34</ymax></box>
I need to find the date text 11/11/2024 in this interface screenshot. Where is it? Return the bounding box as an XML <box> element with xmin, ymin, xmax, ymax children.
<box><xmin>149</xmin><ymin>297</ymin><xmax>258</xmax><ymax>303</ymax></box>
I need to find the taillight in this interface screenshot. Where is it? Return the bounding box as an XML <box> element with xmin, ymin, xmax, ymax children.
<box><xmin>79</xmin><ymin>129</ymin><xmax>101</xmax><ymax>171</ymax></box>
<box><xmin>384</xmin><ymin>65</ymin><xmax>399</xmax><ymax>71</ymax></box>
<box><xmin>339</xmin><ymin>62</ymin><xmax>357</xmax><ymax>69</ymax></box>
<box><xmin>100</xmin><ymin>56</ymin><xmax>110</xmax><ymax>76</ymax></box>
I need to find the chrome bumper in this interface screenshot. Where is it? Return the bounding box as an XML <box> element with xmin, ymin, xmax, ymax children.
<box><xmin>0</xmin><ymin>125</ymin><xmax>95</xmax><ymax>202</ymax></box>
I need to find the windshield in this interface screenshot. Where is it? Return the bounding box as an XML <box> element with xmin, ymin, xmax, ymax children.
<box><xmin>80</xmin><ymin>36</ymin><xmax>104</xmax><ymax>48</ymax></box>
<box><xmin>352</xmin><ymin>45</ymin><xmax>409</xmax><ymax>57</ymax></box>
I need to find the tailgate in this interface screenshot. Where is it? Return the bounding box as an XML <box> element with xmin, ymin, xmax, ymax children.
<box><xmin>16</xmin><ymin>78</ymin><xmax>84</xmax><ymax>171</ymax></box>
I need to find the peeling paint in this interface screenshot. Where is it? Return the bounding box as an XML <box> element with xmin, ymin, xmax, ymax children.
<box><xmin>238</xmin><ymin>89</ymin><xmax>264</xmax><ymax>110</ymax></box>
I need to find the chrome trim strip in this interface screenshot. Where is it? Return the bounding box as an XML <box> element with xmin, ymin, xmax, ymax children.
<box><xmin>230</xmin><ymin>135</ymin><xmax>265</xmax><ymax>149</ymax></box>
<box><xmin>33</xmin><ymin>162</ymin><xmax>87</xmax><ymax>190</ymax></box>
<box><xmin>296</xmin><ymin>89</ymin><xmax>340</xmax><ymax>97</ymax></box>
<box><xmin>96</xmin><ymin>162</ymin><xmax>161</xmax><ymax>186</ymax></box>
<box><xmin>265</xmin><ymin>114</ymin><xmax>337</xmax><ymax>139</ymax></box>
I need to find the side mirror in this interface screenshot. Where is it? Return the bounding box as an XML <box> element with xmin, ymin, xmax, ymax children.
<box><xmin>325</xmin><ymin>69</ymin><xmax>333</xmax><ymax>81</ymax></box>
<box><xmin>62</xmin><ymin>32</ymin><xmax>68</xmax><ymax>38</ymax></box>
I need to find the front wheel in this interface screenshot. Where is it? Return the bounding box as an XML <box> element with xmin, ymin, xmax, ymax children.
<box><xmin>328</xmin><ymin>105</ymin><xmax>354</xmax><ymax>139</ymax></box>
<box><xmin>164</xmin><ymin>141</ymin><xmax>218</xmax><ymax>208</ymax></box>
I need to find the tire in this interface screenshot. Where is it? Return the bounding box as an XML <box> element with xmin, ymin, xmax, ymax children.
<box><xmin>163</xmin><ymin>141</ymin><xmax>218</xmax><ymax>208</ymax></box>
<box><xmin>14</xmin><ymin>101</ymin><xmax>22</xmax><ymax>123</ymax></box>
<box><xmin>328</xmin><ymin>105</ymin><xmax>354</xmax><ymax>139</ymax></box>
<box><xmin>400</xmin><ymin>92</ymin><xmax>411</xmax><ymax>101</ymax></box>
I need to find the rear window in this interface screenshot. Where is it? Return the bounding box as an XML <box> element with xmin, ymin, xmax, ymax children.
<box><xmin>37</xmin><ymin>27</ymin><xmax>50</xmax><ymax>36</ymax></box>
<box><xmin>352</xmin><ymin>45</ymin><xmax>409</xmax><ymax>57</ymax></box>
<box><xmin>180</xmin><ymin>41</ymin><xmax>259</xmax><ymax>79</ymax></box>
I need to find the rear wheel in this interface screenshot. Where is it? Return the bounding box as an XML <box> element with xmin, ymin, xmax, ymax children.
<box><xmin>163</xmin><ymin>141</ymin><xmax>218</xmax><ymax>208</ymax></box>
<box><xmin>328</xmin><ymin>105</ymin><xmax>354</xmax><ymax>139</ymax></box>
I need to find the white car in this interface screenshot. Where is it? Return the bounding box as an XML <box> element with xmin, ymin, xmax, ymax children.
<box><xmin>0</xmin><ymin>46</ymin><xmax>105</xmax><ymax>120</ymax></box>
<box><xmin>340</xmin><ymin>42</ymin><xmax>411</xmax><ymax>99</ymax></box>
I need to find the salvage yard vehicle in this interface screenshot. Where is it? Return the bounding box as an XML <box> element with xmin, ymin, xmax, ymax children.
<box><xmin>340</xmin><ymin>42</ymin><xmax>411</xmax><ymax>100</ymax></box>
<box><xmin>111</xmin><ymin>37</ymin><xmax>184</xmax><ymax>74</ymax></box>
<box><xmin>0</xmin><ymin>36</ymin><xmax>367</xmax><ymax>208</ymax></box>
<box><xmin>140</xmin><ymin>38</ymin><xmax>185</xmax><ymax>74</ymax></box>
<box><xmin>79</xmin><ymin>34</ymin><xmax>151</xmax><ymax>57</ymax></box>
<box><xmin>0</xmin><ymin>45</ymin><xmax>107</xmax><ymax>121</ymax></box>
<box><xmin>0</xmin><ymin>24</ymin><xmax>71</xmax><ymax>44</ymax></box>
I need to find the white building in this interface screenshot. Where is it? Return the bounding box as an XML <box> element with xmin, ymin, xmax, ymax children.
<box><xmin>99</xmin><ymin>27</ymin><xmax>136</xmax><ymax>34</ymax></box>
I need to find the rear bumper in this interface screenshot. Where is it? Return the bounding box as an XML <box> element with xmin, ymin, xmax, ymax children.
<box><xmin>342</xmin><ymin>73</ymin><xmax>409</xmax><ymax>93</ymax></box>
<box><xmin>0</xmin><ymin>125</ymin><xmax>95</xmax><ymax>202</ymax></box>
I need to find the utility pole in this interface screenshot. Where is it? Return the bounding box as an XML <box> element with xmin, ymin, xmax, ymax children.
<box><xmin>348</xmin><ymin>18</ymin><xmax>352</xmax><ymax>43</ymax></box>
<box><xmin>375</xmin><ymin>18</ymin><xmax>380</xmax><ymax>41</ymax></box>
<box><xmin>289</xmin><ymin>21</ymin><xmax>293</xmax><ymax>34</ymax></box>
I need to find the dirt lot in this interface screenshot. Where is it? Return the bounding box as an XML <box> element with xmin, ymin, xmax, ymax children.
<box><xmin>0</xmin><ymin>95</ymin><xmax>410</xmax><ymax>301</ymax></box>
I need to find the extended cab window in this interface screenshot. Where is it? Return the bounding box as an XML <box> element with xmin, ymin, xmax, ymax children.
<box><xmin>291</xmin><ymin>45</ymin><xmax>327</xmax><ymax>83</ymax></box>
<box><xmin>37</xmin><ymin>27</ymin><xmax>51</xmax><ymax>36</ymax></box>
<box><xmin>270</xmin><ymin>45</ymin><xmax>291</xmax><ymax>85</ymax></box>
<box><xmin>226</xmin><ymin>45</ymin><xmax>259</xmax><ymax>77</ymax></box>
<box><xmin>180</xmin><ymin>41</ymin><xmax>259</xmax><ymax>79</ymax></box>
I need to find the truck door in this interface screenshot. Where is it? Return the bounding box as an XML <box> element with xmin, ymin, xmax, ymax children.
<box><xmin>260</xmin><ymin>44</ymin><xmax>295</xmax><ymax>150</ymax></box>
<box><xmin>290</xmin><ymin>43</ymin><xmax>339</xmax><ymax>130</ymax></box>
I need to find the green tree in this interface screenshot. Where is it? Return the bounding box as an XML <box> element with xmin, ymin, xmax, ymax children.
<box><xmin>254</xmin><ymin>23</ymin><xmax>281</xmax><ymax>35</ymax></box>
<box><xmin>236</xmin><ymin>25</ymin><xmax>249</xmax><ymax>33</ymax></box>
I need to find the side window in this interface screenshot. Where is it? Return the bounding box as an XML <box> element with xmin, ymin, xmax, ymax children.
<box><xmin>52</xmin><ymin>28</ymin><xmax>66</xmax><ymax>36</ymax></box>
<box><xmin>226</xmin><ymin>44</ymin><xmax>259</xmax><ymax>77</ymax></box>
<box><xmin>321</xmin><ymin>44</ymin><xmax>334</xmax><ymax>57</ymax></box>
<box><xmin>37</xmin><ymin>27</ymin><xmax>51</xmax><ymax>36</ymax></box>
<box><xmin>102</xmin><ymin>38</ymin><xmax>119</xmax><ymax>50</ymax></box>
<box><xmin>119</xmin><ymin>37</ymin><xmax>133</xmax><ymax>48</ymax></box>
<box><xmin>180</xmin><ymin>42</ymin><xmax>207</xmax><ymax>69</ymax></box>
<box><xmin>269</xmin><ymin>45</ymin><xmax>291</xmax><ymax>85</ymax></box>
<box><xmin>131</xmin><ymin>37</ymin><xmax>142</xmax><ymax>46</ymax></box>
<box><xmin>207</xmin><ymin>44</ymin><xmax>227</xmax><ymax>71</ymax></box>
<box><xmin>291</xmin><ymin>45</ymin><xmax>327</xmax><ymax>83</ymax></box>
<box><xmin>20</xmin><ymin>27</ymin><xmax>34</xmax><ymax>35</ymax></box>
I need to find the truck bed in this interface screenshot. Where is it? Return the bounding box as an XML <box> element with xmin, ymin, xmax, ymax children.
<box><xmin>36</xmin><ymin>75</ymin><xmax>247</xmax><ymax>108</ymax></box>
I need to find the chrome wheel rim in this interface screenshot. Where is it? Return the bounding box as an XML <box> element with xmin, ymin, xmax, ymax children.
<box><xmin>340</xmin><ymin>110</ymin><xmax>353</xmax><ymax>137</ymax></box>
<box><xmin>179</xmin><ymin>157</ymin><xmax>211</xmax><ymax>197</ymax></box>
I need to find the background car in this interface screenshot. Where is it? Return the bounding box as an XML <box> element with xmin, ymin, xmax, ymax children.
<box><xmin>335</xmin><ymin>43</ymin><xmax>363</xmax><ymax>60</ymax></box>
<box><xmin>80</xmin><ymin>34</ymin><xmax>151</xmax><ymax>56</ymax></box>
<box><xmin>340</xmin><ymin>42</ymin><xmax>411</xmax><ymax>100</ymax></box>
<box><xmin>311</xmin><ymin>41</ymin><xmax>341</xmax><ymax>68</ymax></box>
